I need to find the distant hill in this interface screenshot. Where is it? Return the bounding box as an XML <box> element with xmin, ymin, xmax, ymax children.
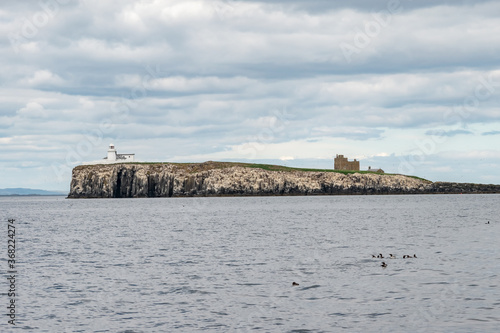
<box><xmin>0</xmin><ymin>188</ymin><xmax>67</xmax><ymax>196</ymax></box>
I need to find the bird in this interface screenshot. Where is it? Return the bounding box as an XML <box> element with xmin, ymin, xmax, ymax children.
<box><xmin>389</xmin><ymin>254</ymin><xmax>396</xmax><ymax>259</ymax></box>
<box><xmin>486</xmin><ymin>221</ymin><xmax>490</xmax><ymax>224</ymax></box>
<box><xmin>292</xmin><ymin>282</ymin><xmax>299</xmax><ymax>286</ymax></box>
<box><xmin>381</xmin><ymin>262</ymin><xmax>387</xmax><ymax>268</ymax></box>
<box><xmin>372</xmin><ymin>255</ymin><xmax>376</xmax><ymax>258</ymax></box>
<box><xmin>413</xmin><ymin>254</ymin><xmax>417</xmax><ymax>258</ymax></box>
<box><xmin>377</xmin><ymin>253</ymin><xmax>384</xmax><ymax>258</ymax></box>
<box><xmin>403</xmin><ymin>255</ymin><xmax>407</xmax><ymax>259</ymax></box>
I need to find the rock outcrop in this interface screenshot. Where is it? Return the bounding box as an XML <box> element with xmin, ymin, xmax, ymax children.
<box><xmin>67</xmin><ymin>162</ymin><xmax>500</xmax><ymax>198</ymax></box>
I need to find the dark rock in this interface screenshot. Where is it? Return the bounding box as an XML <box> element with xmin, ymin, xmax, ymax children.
<box><xmin>67</xmin><ymin>163</ymin><xmax>500</xmax><ymax>198</ymax></box>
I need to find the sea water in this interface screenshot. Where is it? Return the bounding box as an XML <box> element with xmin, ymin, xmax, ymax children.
<box><xmin>1</xmin><ymin>194</ymin><xmax>499</xmax><ymax>332</ymax></box>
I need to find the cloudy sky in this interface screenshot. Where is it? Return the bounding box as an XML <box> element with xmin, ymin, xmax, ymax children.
<box><xmin>1</xmin><ymin>0</ymin><xmax>500</xmax><ymax>191</ymax></box>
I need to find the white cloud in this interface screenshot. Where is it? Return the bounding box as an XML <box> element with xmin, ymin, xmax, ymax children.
<box><xmin>17</xmin><ymin>102</ymin><xmax>47</xmax><ymax>118</ymax></box>
<box><xmin>147</xmin><ymin>76</ymin><xmax>254</xmax><ymax>93</ymax></box>
<box><xmin>442</xmin><ymin>150</ymin><xmax>500</xmax><ymax>160</ymax></box>
<box><xmin>23</xmin><ymin>70</ymin><xmax>64</xmax><ymax>87</ymax></box>
<box><xmin>79</xmin><ymin>97</ymin><xmax>95</xmax><ymax>109</ymax></box>
<box><xmin>2</xmin><ymin>0</ymin><xmax>500</xmax><ymax>189</ymax></box>
<box><xmin>431</xmin><ymin>166</ymin><xmax>453</xmax><ymax>172</ymax></box>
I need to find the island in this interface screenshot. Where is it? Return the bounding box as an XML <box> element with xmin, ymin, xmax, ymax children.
<box><xmin>67</xmin><ymin>162</ymin><xmax>500</xmax><ymax>198</ymax></box>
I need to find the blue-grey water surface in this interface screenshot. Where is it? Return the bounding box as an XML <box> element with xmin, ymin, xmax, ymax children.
<box><xmin>1</xmin><ymin>194</ymin><xmax>499</xmax><ymax>332</ymax></box>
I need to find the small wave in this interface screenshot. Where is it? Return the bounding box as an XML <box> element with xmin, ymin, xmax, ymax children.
<box><xmin>365</xmin><ymin>312</ymin><xmax>391</xmax><ymax>318</ymax></box>
<box><xmin>467</xmin><ymin>318</ymin><xmax>490</xmax><ymax>322</ymax></box>
<box><xmin>300</xmin><ymin>284</ymin><xmax>321</xmax><ymax>291</ymax></box>
<box><xmin>167</xmin><ymin>287</ymin><xmax>215</xmax><ymax>295</ymax></box>
<box><xmin>236</xmin><ymin>283</ymin><xmax>263</xmax><ymax>286</ymax></box>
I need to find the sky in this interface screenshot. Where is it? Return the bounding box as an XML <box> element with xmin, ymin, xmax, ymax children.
<box><xmin>1</xmin><ymin>0</ymin><xmax>500</xmax><ymax>191</ymax></box>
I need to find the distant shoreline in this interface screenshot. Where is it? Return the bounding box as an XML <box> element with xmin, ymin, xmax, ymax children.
<box><xmin>0</xmin><ymin>194</ymin><xmax>67</xmax><ymax>197</ymax></box>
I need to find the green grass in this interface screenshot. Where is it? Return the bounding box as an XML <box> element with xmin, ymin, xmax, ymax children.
<box><xmin>76</xmin><ymin>161</ymin><xmax>430</xmax><ymax>182</ymax></box>
<box><xmin>240</xmin><ymin>163</ymin><xmax>429</xmax><ymax>181</ymax></box>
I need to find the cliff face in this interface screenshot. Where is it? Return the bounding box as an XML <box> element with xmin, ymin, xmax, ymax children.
<box><xmin>67</xmin><ymin>163</ymin><xmax>500</xmax><ymax>198</ymax></box>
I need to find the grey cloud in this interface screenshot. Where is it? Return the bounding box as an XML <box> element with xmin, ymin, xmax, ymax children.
<box><xmin>482</xmin><ymin>130</ymin><xmax>500</xmax><ymax>136</ymax></box>
<box><xmin>2</xmin><ymin>0</ymin><xmax>500</xmax><ymax>189</ymax></box>
<box><xmin>311</xmin><ymin>127</ymin><xmax>385</xmax><ymax>140</ymax></box>
<box><xmin>5</xmin><ymin>0</ymin><xmax>500</xmax><ymax>87</ymax></box>
<box><xmin>230</xmin><ymin>0</ymin><xmax>496</xmax><ymax>13</ymax></box>
<box><xmin>425</xmin><ymin>129</ymin><xmax>474</xmax><ymax>137</ymax></box>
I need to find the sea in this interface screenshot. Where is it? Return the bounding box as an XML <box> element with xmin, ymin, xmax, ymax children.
<box><xmin>1</xmin><ymin>194</ymin><xmax>499</xmax><ymax>332</ymax></box>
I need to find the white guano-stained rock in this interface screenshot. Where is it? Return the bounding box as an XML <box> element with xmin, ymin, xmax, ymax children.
<box><xmin>67</xmin><ymin>162</ymin><xmax>447</xmax><ymax>198</ymax></box>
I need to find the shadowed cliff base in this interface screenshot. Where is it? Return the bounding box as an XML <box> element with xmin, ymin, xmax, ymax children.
<box><xmin>67</xmin><ymin>162</ymin><xmax>500</xmax><ymax>198</ymax></box>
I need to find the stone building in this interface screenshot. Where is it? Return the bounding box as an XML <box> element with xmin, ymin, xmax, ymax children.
<box><xmin>334</xmin><ymin>154</ymin><xmax>360</xmax><ymax>171</ymax></box>
<box><xmin>367</xmin><ymin>166</ymin><xmax>384</xmax><ymax>173</ymax></box>
<box><xmin>103</xmin><ymin>144</ymin><xmax>135</xmax><ymax>162</ymax></box>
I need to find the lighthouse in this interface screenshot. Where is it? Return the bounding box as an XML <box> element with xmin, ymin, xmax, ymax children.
<box><xmin>81</xmin><ymin>143</ymin><xmax>135</xmax><ymax>165</ymax></box>
<box><xmin>107</xmin><ymin>143</ymin><xmax>117</xmax><ymax>161</ymax></box>
<box><xmin>103</xmin><ymin>144</ymin><xmax>135</xmax><ymax>162</ymax></box>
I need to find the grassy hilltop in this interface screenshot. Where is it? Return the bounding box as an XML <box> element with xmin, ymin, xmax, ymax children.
<box><xmin>79</xmin><ymin>161</ymin><xmax>429</xmax><ymax>182</ymax></box>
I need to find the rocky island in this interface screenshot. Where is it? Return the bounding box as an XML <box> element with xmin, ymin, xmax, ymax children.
<box><xmin>67</xmin><ymin>162</ymin><xmax>500</xmax><ymax>198</ymax></box>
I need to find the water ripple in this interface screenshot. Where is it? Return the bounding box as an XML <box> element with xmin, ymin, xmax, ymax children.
<box><xmin>2</xmin><ymin>194</ymin><xmax>499</xmax><ymax>332</ymax></box>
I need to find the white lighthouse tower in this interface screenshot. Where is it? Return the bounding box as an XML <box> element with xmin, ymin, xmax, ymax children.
<box><xmin>102</xmin><ymin>143</ymin><xmax>134</xmax><ymax>163</ymax></box>
<box><xmin>82</xmin><ymin>143</ymin><xmax>135</xmax><ymax>165</ymax></box>
<box><xmin>107</xmin><ymin>143</ymin><xmax>117</xmax><ymax>161</ymax></box>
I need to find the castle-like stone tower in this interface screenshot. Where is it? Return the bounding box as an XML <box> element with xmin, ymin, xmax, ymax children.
<box><xmin>334</xmin><ymin>154</ymin><xmax>360</xmax><ymax>171</ymax></box>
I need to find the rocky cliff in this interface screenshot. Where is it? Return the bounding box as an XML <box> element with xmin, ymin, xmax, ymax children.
<box><xmin>67</xmin><ymin>162</ymin><xmax>500</xmax><ymax>198</ymax></box>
